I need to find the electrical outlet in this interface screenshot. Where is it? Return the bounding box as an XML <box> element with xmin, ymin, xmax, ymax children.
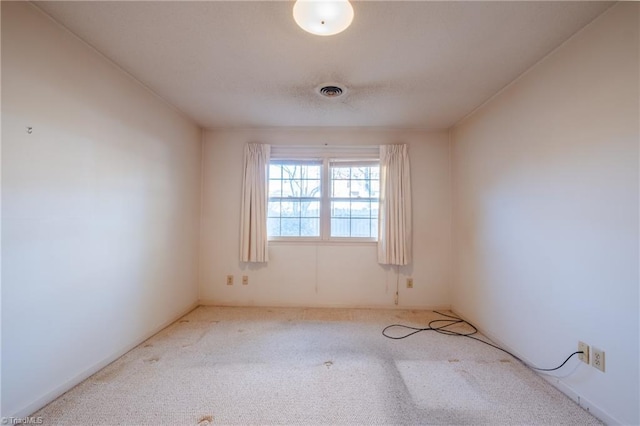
<box><xmin>242</xmin><ymin>275</ymin><xmax>249</xmax><ymax>285</ymax></box>
<box><xmin>578</xmin><ymin>341</ymin><xmax>589</xmax><ymax>364</ymax></box>
<box><xmin>406</xmin><ymin>278</ymin><xmax>413</xmax><ymax>288</ymax></box>
<box><xmin>592</xmin><ymin>347</ymin><xmax>605</xmax><ymax>372</ymax></box>
<box><xmin>226</xmin><ymin>275</ymin><xmax>234</xmax><ymax>285</ymax></box>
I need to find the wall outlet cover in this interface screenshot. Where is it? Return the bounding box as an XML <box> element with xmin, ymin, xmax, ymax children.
<box><xmin>578</xmin><ymin>341</ymin><xmax>589</xmax><ymax>364</ymax></box>
<box><xmin>592</xmin><ymin>347</ymin><xmax>605</xmax><ymax>372</ymax></box>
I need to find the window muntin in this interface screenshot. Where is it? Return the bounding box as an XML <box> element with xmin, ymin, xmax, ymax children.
<box><xmin>267</xmin><ymin>157</ymin><xmax>379</xmax><ymax>240</ymax></box>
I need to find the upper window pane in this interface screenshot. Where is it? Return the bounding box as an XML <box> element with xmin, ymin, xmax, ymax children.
<box><xmin>332</xmin><ymin>167</ymin><xmax>351</xmax><ymax>179</ymax></box>
<box><xmin>332</xmin><ymin>180</ymin><xmax>350</xmax><ymax>198</ymax></box>
<box><xmin>269</xmin><ymin>179</ymin><xmax>282</xmax><ymax>197</ymax></box>
<box><xmin>269</xmin><ymin>164</ymin><xmax>282</xmax><ymax>179</ymax></box>
<box><xmin>351</xmin><ymin>167</ymin><xmax>368</xmax><ymax>179</ymax></box>
<box><xmin>271</xmin><ymin>162</ymin><xmax>322</xmax><ymax>199</ymax></box>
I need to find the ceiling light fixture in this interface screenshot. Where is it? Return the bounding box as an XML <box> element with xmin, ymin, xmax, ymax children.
<box><xmin>293</xmin><ymin>0</ymin><xmax>354</xmax><ymax>36</ymax></box>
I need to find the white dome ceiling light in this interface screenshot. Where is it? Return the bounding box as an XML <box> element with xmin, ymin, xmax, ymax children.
<box><xmin>293</xmin><ymin>0</ymin><xmax>354</xmax><ymax>36</ymax></box>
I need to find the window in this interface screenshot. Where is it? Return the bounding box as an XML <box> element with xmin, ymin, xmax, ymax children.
<box><xmin>268</xmin><ymin>161</ymin><xmax>322</xmax><ymax>237</ymax></box>
<box><xmin>330</xmin><ymin>160</ymin><xmax>379</xmax><ymax>238</ymax></box>
<box><xmin>268</xmin><ymin>155</ymin><xmax>379</xmax><ymax>240</ymax></box>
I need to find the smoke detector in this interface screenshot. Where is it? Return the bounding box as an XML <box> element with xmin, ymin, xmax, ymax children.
<box><xmin>317</xmin><ymin>84</ymin><xmax>346</xmax><ymax>98</ymax></box>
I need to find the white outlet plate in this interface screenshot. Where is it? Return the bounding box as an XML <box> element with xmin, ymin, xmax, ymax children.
<box><xmin>226</xmin><ymin>275</ymin><xmax>234</xmax><ymax>285</ymax></box>
<box><xmin>578</xmin><ymin>341</ymin><xmax>589</xmax><ymax>364</ymax></box>
<box><xmin>406</xmin><ymin>278</ymin><xmax>413</xmax><ymax>289</ymax></box>
<box><xmin>592</xmin><ymin>347</ymin><xmax>605</xmax><ymax>372</ymax></box>
<box><xmin>242</xmin><ymin>275</ymin><xmax>249</xmax><ymax>285</ymax></box>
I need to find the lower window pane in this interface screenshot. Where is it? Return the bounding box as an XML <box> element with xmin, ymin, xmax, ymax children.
<box><xmin>331</xmin><ymin>201</ymin><xmax>351</xmax><ymax>218</ymax></box>
<box><xmin>301</xmin><ymin>201</ymin><xmax>320</xmax><ymax>217</ymax></box>
<box><xmin>267</xmin><ymin>218</ymin><xmax>281</xmax><ymax>237</ymax></box>
<box><xmin>331</xmin><ymin>218</ymin><xmax>350</xmax><ymax>237</ymax></box>
<box><xmin>281</xmin><ymin>201</ymin><xmax>298</xmax><ymax>217</ymax></box>
<box><xmin>281</xmin><ymin>218</ymin><xmax>300</xmax><ymax>236</ymax></box>
<box><xmin>300</xmin><ymin>218</ymin><xmax>320</xmax><ymax>237</ymax></box>
<box><xmin>351</xmin><ymin>219</ymin><xmax>371</xmax><ymax>237</ymax></box>
<box><xmin>371</xmin><ymin>218</ymin><xmax>378</xmax><ymax>239</ymax></box>
<box><xmin>268</xmin><ymin>201</ymin><xmax>281</xmax><ymax>216</ymax></box>
<box><xmin>351</xmin><ymin>201</ymin><xmax>371</xmax><ymax>217</ymax></box>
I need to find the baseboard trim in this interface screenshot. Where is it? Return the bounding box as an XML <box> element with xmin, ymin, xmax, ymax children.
<box><xmin>14</xmin><ymin>301</ymin><xmax>199</xmax><ymax>419</ymax></box>
<box><xmin>450</xmin><ymin>309</ymin><xmax>621</xmax><ymax>426</ymax></box>
<box><xmin>198</xmin><ymin>299</ymin><xmax>451</xmax><ymax>311</ymax></box>
<box><xmin>537</xmin><ymin>373</ymin><xmax>620</xmax><ymax>425</ymax></box>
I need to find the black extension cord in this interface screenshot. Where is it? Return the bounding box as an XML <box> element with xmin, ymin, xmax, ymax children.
<box><xmin>382</xmin><ymin>310</ymin><xmax>583</xmax><ymax>372</ymax></box>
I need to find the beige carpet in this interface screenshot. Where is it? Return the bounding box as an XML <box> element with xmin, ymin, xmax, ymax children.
<box><xmin>34</xmin><ymin>307</ymin><xmax>601</xmax><ymax>425</ymax></box>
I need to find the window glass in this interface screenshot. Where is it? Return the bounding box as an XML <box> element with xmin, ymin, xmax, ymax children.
<box><xmin>329</xmin><ymin>162</ymin><xmax>379</xmax><ymax>238</ymax></box>
<box><xmin>268</xmin><ymin>161</ymin><xmax>322</xmax><ymax>237</ymax></box>
<box><xmin>268</xmin><ymin>158</ymin><xmax>379</xmax><ymax>240</ymax></box>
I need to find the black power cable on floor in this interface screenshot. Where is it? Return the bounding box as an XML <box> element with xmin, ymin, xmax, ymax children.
<box><xmin>382</xmin><ymin>310</ymin><xmax>583</xmax><ymax>372</ymax></box>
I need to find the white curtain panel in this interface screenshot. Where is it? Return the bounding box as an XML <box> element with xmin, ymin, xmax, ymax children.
<box><xmin>378</xmin><ymin>144</ymin><xmax>412</xmax><ymax>265</ymax></box>
<box><xmin>240</xmin><ymin>143</ymin><xmax>270</xmax><ymax>263</ymax></box>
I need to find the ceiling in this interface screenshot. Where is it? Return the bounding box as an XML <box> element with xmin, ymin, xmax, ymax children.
<box><xmin>34</xmin><ymin>1</ymin><xmax>613</xmax><ymax>130</ymax></box>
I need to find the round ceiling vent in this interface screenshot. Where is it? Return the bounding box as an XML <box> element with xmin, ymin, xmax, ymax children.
<box><xmin>317</xmin><ymin>85</ymin><xmax>345</xmax><ymax>98</ymax></box>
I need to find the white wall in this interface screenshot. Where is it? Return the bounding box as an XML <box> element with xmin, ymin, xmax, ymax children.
<box><xmin>201</xmin><ymin>128</ymin><xmax>451</xmax><ymax>309</ymax></box>
<box><xmin>451</xmin><ymin>3</ymin><xmax>639</xmax><ymax>424</ymax></box>
<box><xmin>1</xmin><ymin>2</ymin><xmax>202</xmax><ymax>417</ymax></box>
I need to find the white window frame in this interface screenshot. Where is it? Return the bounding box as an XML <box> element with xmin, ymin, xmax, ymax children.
<box><xmin>327</xmin><ymin>159</ymin><xmax>380</xmax><ymax>241</ymax></box>
<box><xmin>268</xmin><ymin>147</ymin><xmax>379</xmax><ymax>243</ymax></box>
<box><xmin>268</xmin><ymin>159</ymin><xmax>323</xmax><ymax>240</ymax></box>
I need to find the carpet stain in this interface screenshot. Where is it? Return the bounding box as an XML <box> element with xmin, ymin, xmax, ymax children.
<box><xmin>197</xmin><ymin>415</ymin><xmax>213</xmax><ymax>425</ymax></box>
<box><xmin>179</xmin><ymin>320</ymin><xmax>190</xmax><ymax>323</ymax></box>
<box><xmin>448</xmin><ymin>359</ymin><xmax>460</xmax><ymax>363</ymax></box>
<box><xmin>143</xmin><ymin>343</ymin><xmax>153</xmax><ymax>348</ymax></box>
<box><xmin>144</xmin><ymin>357</ymin><xmax>160</xmax><ymax>364</ymax></box>
<box><xmin>324</xmin><ymin>361</ymin><xmax>334</xmax><ymax>369</ymax></box>
<box><xmin>238</xmin><ymin>329</ymin><xmax>245</xmax><ymax>333</ymax></box>
<box><xmin>500</xmin><ymin>359</ymin><xmax>511</xmax><ymax>363</ymax></box>
<box><xmin>180</xmin><ymin>329</ymin><xmax>212</xmax><ymax>349</ymax></box>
